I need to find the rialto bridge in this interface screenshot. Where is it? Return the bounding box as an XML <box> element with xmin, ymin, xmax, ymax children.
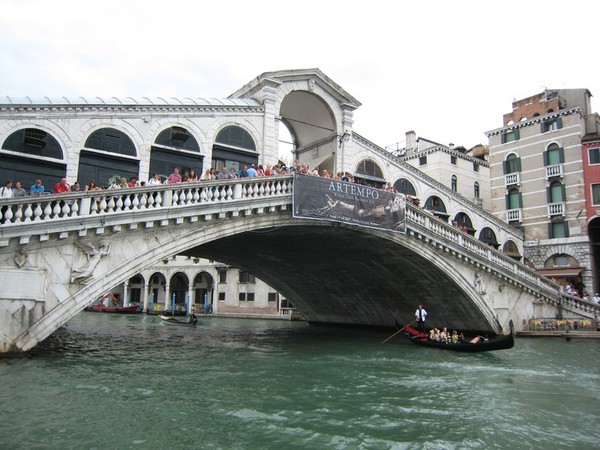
<box><xmin>0</xmin><ymin>176</ymin><xmax>598</xmax><ymax>354</ymax></box>
<box><xmin>1</xmin><ymin>68</ymin><xmax>599</xmax><ymax>353</ymax></box>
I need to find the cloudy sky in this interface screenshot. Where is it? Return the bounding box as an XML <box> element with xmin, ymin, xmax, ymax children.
<box><xmin>1</xmin><ymin>0</ymin><xmax>599</xmax><ymax>151</ymax></box>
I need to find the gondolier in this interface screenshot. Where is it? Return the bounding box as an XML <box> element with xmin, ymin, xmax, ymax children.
<box><xmin>415</xmin><ymin>304</ymin><xmax>427</xmax><ymax>333</ymax></box>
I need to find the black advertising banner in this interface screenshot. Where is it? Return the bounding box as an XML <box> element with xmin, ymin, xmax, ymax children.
<box><xmin>293</xmin><ymin>173</ymin><xmax>406</xmax><ymax>233</ymax></box>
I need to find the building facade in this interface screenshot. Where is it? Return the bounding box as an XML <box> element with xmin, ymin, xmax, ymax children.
<box><xmin>107</xmin><ymin>255</ymin><xmax>297</xmax><ymax>319</ymax></box>
<box><xmin>486</xmin><ymin>89</ymin><xmax>600</xmax><ymax>295</ymax></box>
<box><xmin>398</xmin><ymin>131</ymin><xmax>493</xmax><ymax>242</ymax></box>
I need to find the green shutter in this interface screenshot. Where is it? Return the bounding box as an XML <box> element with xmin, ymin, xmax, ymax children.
<box><xmin>559</xmin><ymin>147</ymin><xmax>564</xmax><ymax>163</ymax></box>
<box><xmin>543</xmin><ymin>151</ymin><xmax>549</xmax><ymax>166</ymax></box>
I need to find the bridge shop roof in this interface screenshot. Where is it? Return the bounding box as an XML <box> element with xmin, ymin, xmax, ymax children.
<box><xmin>0</xmin><ymin>96</ymin><xmax>261</xmax><ymax>107</ymax></box>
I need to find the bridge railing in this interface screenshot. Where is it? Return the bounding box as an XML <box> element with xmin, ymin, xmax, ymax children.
<box><xmin>405</xmin><ymin>204</ymin><xmax>600</xmax><ymax>318</ymax></box>
<box><xmin>0</xmin><ymin>176</ymin><xmax>294</xmax><ymax>226</ymax></box>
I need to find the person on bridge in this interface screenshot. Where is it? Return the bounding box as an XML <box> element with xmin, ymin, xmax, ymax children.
<box><xmin>52</xmin><ymin>177</ymin><xmax>70</xmax><ymax>194</ymax></box>
<box><xmin>415</xmin><ymin>304</ymin><xmax>428</xmax><ymax>333</ymax></box>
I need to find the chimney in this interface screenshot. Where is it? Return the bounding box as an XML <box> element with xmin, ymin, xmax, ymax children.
<box><xmin>405</xmin><ymin>130</ymin><xmax>417</xmax><ymax>152</ymax></box>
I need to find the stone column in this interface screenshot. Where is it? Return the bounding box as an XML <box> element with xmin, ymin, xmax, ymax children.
<box><xmin>188</xmin><ymin>283</ymin><xmax>194</xmax><ymax>315</ymax></box>
<box><xmin>123</xmin><ymin>279</ymin><xmax>130</xmax><ymax>306</ymax></box>
<box><xmin>142</xmin><ymin>283</ymin><xmax>149</xmax><ymax>313</ymax></box>
<box><xmin>164</xmin><ymin>284</ymin><xmax>170</xmax><ymax>313</ymax></box>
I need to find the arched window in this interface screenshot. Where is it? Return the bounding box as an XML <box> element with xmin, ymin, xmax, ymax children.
<box><xmin>548</xmin><ymin>181</ymin><xmax>565</xmax><ymax>203</ymax></box>
<box><xmin>474</xmin><ymin>181</ymin><xmax>480</xmax><ymax>199</ymax></box>
<box><xmin>503</xmin><ymin>153</ymin><xmax>521</xmax><ymax>174</ymax></box>
<box><xmin>506</xmin><ymin>188</ymin><xmax>522</xmax><ymax>209</ymax></box>
<box><xmin>544</xmin><ymin>143</ymin><xmax>564</xmax><ymax>166</ymax></box>
<box><xmin>451</xmin><ymin>175</ymin><xmax>457</xmax><ymax>192</ymax></box>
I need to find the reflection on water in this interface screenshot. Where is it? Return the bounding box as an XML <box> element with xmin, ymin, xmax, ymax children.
<box><xmin>1</xmin><ymin>313</ymin><xmax>599</xmax><ymax>449</ymax></box>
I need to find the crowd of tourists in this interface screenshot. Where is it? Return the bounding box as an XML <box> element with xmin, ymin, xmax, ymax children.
<box><xmin>1</xmin><ymin>157</ymin><xmax>406</xmax><ymax>202</ymax></box>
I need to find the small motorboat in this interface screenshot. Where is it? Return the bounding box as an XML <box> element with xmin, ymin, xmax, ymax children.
<box><xmin>398</xmin><ymin>319</ymin><xmax>514</xmax><ymax>353</ymax></box>
<box><xmin>159</xmin><ymin>314</ymin><xmax>197</xmax><ymax>325</ymax></box>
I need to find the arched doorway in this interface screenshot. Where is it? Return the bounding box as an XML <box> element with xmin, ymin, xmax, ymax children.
<box><xmin>194</xmin><ymin>271</ymin><xmax>214</xmax><ymax>314</ymax></box>
<box><xmin>148</xmin><ymin>272</ymin><xmax>167</xmax><ymax>312</ymax></box>
<box><xmin>169</xmin><ymin>272</ymin><xmax>190</xmax><ymax>314</ymax></box>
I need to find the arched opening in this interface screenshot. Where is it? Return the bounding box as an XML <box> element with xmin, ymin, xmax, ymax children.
<box><xmin>1</xmin><ymin>128</ymin><xmax>66</xmax><ymax>190</ymax></box>
<box><xmin>538</xmin><ymin>253</ymin><xmax>583</xmax><ymax>294</ymax></box>
<box><xmin>393</xmin><ymin>178</ymin><xmax>417</xmax><ymax>196</ymax></box>
<box><xmin>478</xmin><ymin>227</ymin><xmax>499</xmax><ymax>249</ymax></box>
<box><xmin>193</xmin><ymin>271</ymin><xmax>214</xmax><ymax>314</ymax></box>
<box><xmin>78</xmin><ymin>127</ymin><xmax>139</xmax><ymax>188</ymax></box>
<box><xmin>452</xmin><ymin>212</ymin><xmax>475</xmax><ymax>235</ymax></box>
<box><xmin>502</xmin><ymin>240</ymin><xmax>521</xmax><ymax>261</ymax></box>
<box><xmin>424</xmin><ymin>195</ymin><xmax>449</xmax><ymax>221</ymax></box>
<box><xmin>148</xmin><ymin>272</ymin><xmax>167</xmax><ymax>312</ymax></box>
<box><xmin>588</xmin><ymin>217</ymin><xmax>600</xmax><ymax>293</ymax></box>
<box><xmin>149</xmin><ymin>126</ymin><xmax>203</xmax><ymax>182</ymax></box>
<box><xmin>355</xmin><ymin>159</ymin><xmax>385</xmax><ymax>187</ymax></box>
<box><xmin>169</xmin><ymin>272</ymin><xmax>190</xmax><ymax>314</ymax></box>
<box><xmin>127</xmin><ymin>275</ymin><xmax>144</xmax><ymax>305</ymax></box>
<box><xmin>212</xmin><ymin>125</ymin><xmax>258</xmax><ymax>175</ymax></box>
<box><xmin>279</xmin><ymin>91</ymin><xmax>336</xmax><ymax>174</ymax></box>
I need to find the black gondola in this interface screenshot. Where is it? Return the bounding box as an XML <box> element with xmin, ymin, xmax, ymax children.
<box><xmin>397</xmin><ymin>319</ymin><xmax>514</xmax><ymax>353</ymax></box>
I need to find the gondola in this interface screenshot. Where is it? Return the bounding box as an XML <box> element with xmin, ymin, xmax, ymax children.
<box><xmin>159</xmin><ymin>314</ymin><xmax>197</xmax><ymax>326</ymax></box>
<box><xmin>397</xmin><ymin>319</ymin><xmax>514</xmax><ymax>353</ymax></box>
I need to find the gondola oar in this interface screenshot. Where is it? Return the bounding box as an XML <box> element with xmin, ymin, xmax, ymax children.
<box><xmin>381</xmin><ymin>319</ymin><xmax>417</xmax><ymax>344</ymax></box>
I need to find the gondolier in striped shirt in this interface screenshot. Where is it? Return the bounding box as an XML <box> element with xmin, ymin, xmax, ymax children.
<box><xmin>415</xmin><ymin>304</ymin><xmax>428</xmax><ymax>333</ymax></box>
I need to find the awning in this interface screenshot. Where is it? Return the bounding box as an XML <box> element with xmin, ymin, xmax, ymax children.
<box><xmin>537</xmin><ymin>268</ymin><xmax>584</xmax><ymax>278</ymax></box>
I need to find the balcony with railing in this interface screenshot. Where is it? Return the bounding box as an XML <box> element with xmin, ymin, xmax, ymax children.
<box><xmin>505</xmin><ymin>173</ymin><xmax>520</xmax><ymax>186</ymax></box>
<box><xmin>547</xmin><ymin>202</ymin><xmax>565</xmax><ymax>218</ymax></box>
<box><xmin>546</xmin><ymin>164</ymin><xmax>563</xmax><ymax>179</ymax></box>
<box><xmin>506</xmin><ymin>208</ymin><xmax>522</xmax><ymax>222</ymax></box>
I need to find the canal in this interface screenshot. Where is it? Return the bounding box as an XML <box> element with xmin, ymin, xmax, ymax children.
<box><xmin>1</xmin><ymin>313</ymin><xmax>599</xmax><ymax>449</ymax></box>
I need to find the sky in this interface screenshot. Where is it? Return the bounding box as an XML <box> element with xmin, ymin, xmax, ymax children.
<box><xmin>1</xmin><ymin>0</ymin><xmax>599</xmax><ymax>151</ymax></box>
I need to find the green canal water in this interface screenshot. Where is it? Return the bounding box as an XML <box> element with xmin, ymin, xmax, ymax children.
<box><xmin>1</xmin><ymin>313</ymin><xmax>599</xmax><ymax>449</ymax></box>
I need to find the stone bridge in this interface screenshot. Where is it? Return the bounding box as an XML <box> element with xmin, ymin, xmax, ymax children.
<box><xmin>0</xmin><ymin>176</ymin><xmax>598</xmax><ymax>354</ymax></box>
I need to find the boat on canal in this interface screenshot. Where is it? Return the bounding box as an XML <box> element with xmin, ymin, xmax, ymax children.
<box><xmin>84</xmin><ymin>293</ymin><xmax>141</xmax><ymax>314</ymax></box>
<box><xmin>159</xmin><ymin>314</ymin><xmax>197</xmax><ymax>326</ymax></box>
<box><xmin>398</xmin><ymin>319</ymin><xmax>515</xmax><ymax>352</ymax></box>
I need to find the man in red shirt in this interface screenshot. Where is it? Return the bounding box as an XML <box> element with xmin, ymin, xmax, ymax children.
<box><xmin>52</xmin><ymin>177</ymin><xmax>70</xmax><ymax>194</ymax></box>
